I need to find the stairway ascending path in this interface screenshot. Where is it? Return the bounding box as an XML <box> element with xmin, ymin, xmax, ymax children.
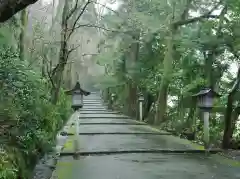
<box><xmin>55</xmin><ymin>93</ymin><xmax>240</xmax><ymax>179</ymax></box>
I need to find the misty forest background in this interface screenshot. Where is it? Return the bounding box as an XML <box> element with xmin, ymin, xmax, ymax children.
<box><xmin>1</xmin><ymin>0</ymin><xmax>240</xmax><ymax>178</ymax></box>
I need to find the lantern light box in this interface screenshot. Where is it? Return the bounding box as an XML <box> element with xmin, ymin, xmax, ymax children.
<box><xmin>65</xmin><ymin>82</ymin><xmax>90</xmax><ymax>111</ymax></box>
<box><xmin>192</xmin><ymin>88</ymin><xmax>220</xmax><ymax>111</ymax></box>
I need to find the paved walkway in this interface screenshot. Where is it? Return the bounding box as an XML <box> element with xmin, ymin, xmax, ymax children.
<box><xmin>55</xmin><ymin>93</ymin><xmax>240</xmax><ymax>179</ymax></box>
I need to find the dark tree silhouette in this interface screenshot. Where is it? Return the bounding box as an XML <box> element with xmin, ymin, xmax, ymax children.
<box><xmin>0</xmin><ymin>0</ymin><xmax>38</xmax><ymax>22</ymax></box>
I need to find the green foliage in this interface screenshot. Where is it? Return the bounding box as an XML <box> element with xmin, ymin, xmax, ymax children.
<box><xmin>96</xmin><ymin>0</ymin><xmax>240</xmax><ymax>148</ymax></box>
<box><xmin>0</xmin><ymin>46</ymin><xmax>71</xmax><ymax>179</ymax></box>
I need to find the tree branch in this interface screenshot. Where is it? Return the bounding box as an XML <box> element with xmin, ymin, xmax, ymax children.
<box><xmin>47</xmin><ymin>67</ymin><xmax>56</xmax><ymax>89</ymax></box>
<box><xmin>0</xmin><ymin>0</ymin><xmax>38</xmax><ymax>22</ymax></box>
<box><xmin>51</xmin><ymin>63</ymin><xmax>59</xmax><ymax>77</ymax></box>
<box><xmin>174</xmin><ymin>14</ymin><xmax>219</xmax><ymax>27</ymax></box>
<box><xmin>51</xmin><ymin>59</ymin><xmax>75</xmax><ymax>77</ymax></box>
<box><xmin>67</xmin><ymin>44</ymin><xmax>82</xmax><ymax>57</ymax></box>
<box><xmin>66</xmin><ymin>0</ymin><xmax>79</xmax><ymax>21</ymax></box>
<box><xmin>67</xmin><ymin>0</ymin><xmax>91</xmax><ymax>40</ymax></box>
<box><xmin>173</xmin><ymin>0</ymin><xmax>223</xmax><ymax>27</ymax></box>
<box><xmin>67</xmin><ymin>23</ymin><xmax>122</xmax><ymax>32</ymax></box>
<box><xmin>92</xmin><ymin>1</ymin><xmax>120</xmax><ymax>16</ymax></box>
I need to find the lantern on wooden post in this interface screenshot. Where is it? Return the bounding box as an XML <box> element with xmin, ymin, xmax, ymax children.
<box><xmin>111</xmin><ymin>93</ymin><xmax>116</xmax><ymax>101</ymax></box>
<box><xmin>109</xmin><ymin>93</ymin><xmax>116</xmax><ymax>109</ymax></box>
<box><xmin>138</xmin><ymin>93</ymin><xmax>144</xmax><ymax>121</ymax></box>
<box><xmin>192</xmin><ymin>88</ymin><xmax>220</xmax><ymax>149</ymax></box>
<box><xmin>65</xmin><ymin>82</ymin><xmax>90</xmax><ymax>158</ymax></box>
<box><xmin>65</xmin><ymin>82</ymin><xmax>91</xmax><ymax>111</ymax></box>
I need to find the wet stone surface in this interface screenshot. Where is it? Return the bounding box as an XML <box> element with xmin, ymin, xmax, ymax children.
<box><xmin>75</xmin><ymin>135</ymin><xmax>191</xmax><ymax>152</ymax></box>
<box><xmin>79</xmin><ymin>118</ymin><xmax>139</xmax><ymax>123</ymax></box>
<box><xmin>82</xmin><ymin>106</ymin><xmax>107</xmax><ymax>110</ymax></box>
<box><xmin>56</xmin><ymin>94</ymin><xmax>240</xmax><ymax>179</ymax></box>
<box><xmin>78</xmin><ymin>123</ymin><xmax>151</xmax><ymax>133</ymax></box>
<box><xmin>80</xmin><ymin>113</ymin><xmax>129</xmax><ymax>118</ymax></box>
<box><xmin>80</xmin><ymin>111</ymin><xmax>119</xmax><ymax>114</ymax></box>
<box><xmin>58</xmin><ymin>154</ymin><xmax>240</xmax><ymax>179</ymax></box>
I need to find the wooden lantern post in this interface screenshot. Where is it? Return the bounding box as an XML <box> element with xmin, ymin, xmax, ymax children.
<box><xmin>65</xmin><ymin>82</ymin><xmax>90</xmax><ymax>158</ymax></box>
<box><xmin>138</xmin><ymin>93</ymin><xmax>144</xmax><ymax>121</ymax></box>
<box><xmin>192</xmin><ymin>88</ymin><xmax>220</xmax><ymax>149</ymax></box>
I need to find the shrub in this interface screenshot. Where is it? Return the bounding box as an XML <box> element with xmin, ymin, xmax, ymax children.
<box><xmin>0</xmin><ymin>46</ymin><xmax>71</xmax><ymax>178</ymax></box>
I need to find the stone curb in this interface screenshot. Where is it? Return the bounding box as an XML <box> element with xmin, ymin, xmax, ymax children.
<box><xmin>49</xmin><ymin>112</ymin><xmax>79</xmax><ymax>179</ymax></box>
<box><xmin>31</xmin><ymin>112</ymin><xmax>78</xmax><ymax>179</ymax></box>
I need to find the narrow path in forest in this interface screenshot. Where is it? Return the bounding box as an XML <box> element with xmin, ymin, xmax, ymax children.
<box><xmin>54</xmin><ymin>93</ymin><xmax>240</xmax><ymax>179</ymax></box>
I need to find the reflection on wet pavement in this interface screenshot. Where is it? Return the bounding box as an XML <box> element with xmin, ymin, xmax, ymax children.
<box><xmin>76</xmin><ymin>135</ymin><xmax>191</xmax><ymax>152</ymax></box>
<box><xmin>59</xmin><ymin>153</ymin><xmax>240</xmax><ymax>179</ymax></box>
<box><xmin>57</xmin><ymin>93</ymin><xmax>240</xmax><ymax>179</ymax></box>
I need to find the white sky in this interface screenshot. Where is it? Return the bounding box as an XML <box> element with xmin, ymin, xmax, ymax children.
<box><xmin>41</xmin><ymin>0</ymin><xmax>51</xmax><ymax>5</ymax></box>
<box><xmin>41</xmin><ymin>0</ymin><xmax>120</xmax><ymax>12</ymax></box>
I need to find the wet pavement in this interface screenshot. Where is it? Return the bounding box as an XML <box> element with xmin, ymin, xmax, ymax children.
<box><xmin>57</xmin><ymin>93</ymin><xmax>240</xmax><ymax>179</ymax></box>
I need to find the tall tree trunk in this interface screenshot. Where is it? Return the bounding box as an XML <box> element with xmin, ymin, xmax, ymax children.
<box><xmin>51</xmin><ymin>0</ymin><xmax>69</xmax><ymax>104</ymax></box>
<box><xmin>222</xmin><ymin>66</ymin><xmax>240</xmax><ymax>149</ymax></box>
<box><xmin>186</xmin><ymin>100</ymin><xmax>197</xmax><ymax>141</ymax></box>
<box><xmin>222</xmin><ymin>95</ymin><xmax>240</xmax><ymax>149</ymax></box>
<box><xmin>51</xmin><ymin>40</ymin><xmax>68</xmax><ymax>104</ymax></box>
<box><xmin>41</xmin><ymin>58</ymin><xmax>46</xmax><ymax>77</ymax></box>
<box><xmin>186</xmin><ymin>103</ymin><xmax>196</xmax><ymax>129</ymax></box>
<box><xmin>127</xmin><ymin>80</ymin><xmax>137</xmax><ymax>117</ymax></box>
<box><xmin>127</xmin><ymin>31</ymin><xmax>140</xmax><ymax>117</ymax></box>
<box><xmin>41</xmin><ymin>44</ymin><xmax>47</xmax><ymax>77</ymax></box>
<box><xmin>177</xmin><ymin>95</ymin><xmax>185</xmax><ymax>121</ymax></box>
<box><xmin>204</xmin><ymin>51</ymin><xmax>214</xmax><ymax>88</ymax></box>
<box><xmin>153</xmin><ymin>1</ymin><xmax>224</xmax><ymax>125</ymax></box>
<box><xmin>155</xmin><ymin>25</ymin><xmax>176</xmax><ymax>124</ymax></box>
<box><xmin>143</xmin><ymin>92</ymin><xmax>154</xmax><ymax>121</ymax></box>
<box><xmin>67</xmin><ymin>63</ymin><xmax>72</xmax><ymax>88</ymax></box>
<box><xmin>222</xmin><ymin>94</ymin><xmax>234</xmax><ymax>148</ymax></box>
<box><xmin>19</xmin><ymin>9</ymin><xmax>28</xmax><ymax>61</ymax></box>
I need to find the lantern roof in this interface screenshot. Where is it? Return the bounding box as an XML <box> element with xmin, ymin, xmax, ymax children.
<box><xmin>192</xmin><ymin>88</ymin><xmax>221</xmax><ymax>97</ymax></box>
<box><xmin>65</xmin><ymin>82</ymin><xmax>91</xmax><ymax>96</ymax></box>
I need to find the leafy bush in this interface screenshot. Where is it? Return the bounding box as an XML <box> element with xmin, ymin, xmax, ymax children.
<box><xmin>0</xmin><ymin>47</ymin><xmax>71</xmax><ymax>179</ymax></box>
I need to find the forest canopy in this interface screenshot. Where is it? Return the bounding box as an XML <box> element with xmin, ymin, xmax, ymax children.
<box><xmin>1</xmin><ymin>0</ymin><xmax>240</xmax><ymax>178</ymax></box>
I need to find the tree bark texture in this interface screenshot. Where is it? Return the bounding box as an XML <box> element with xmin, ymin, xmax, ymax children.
<box><xmin>126</xmin><ymin>31</ymin><xmax>140</xmax><ymax>117</ymax></box>
<box><xmin>19</xmin><ymin>9</ymin><xmax>28</xmax><ymax>61</ymax></box>
<box><xmin>51</xmin><ymin>0</ymin><xmax>69</xmax><ymax>104</ymax></box>
<box><xmin>155</xmin><ymin>25</ymin><xmax>176</xmax><ymax>124</ymax></box>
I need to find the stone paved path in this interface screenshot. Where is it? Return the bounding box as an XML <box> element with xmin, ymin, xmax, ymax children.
<box><xmin>55</xmin><ymin>93</ymin><xmax>240</xmax><ymax>179</ymax></box>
